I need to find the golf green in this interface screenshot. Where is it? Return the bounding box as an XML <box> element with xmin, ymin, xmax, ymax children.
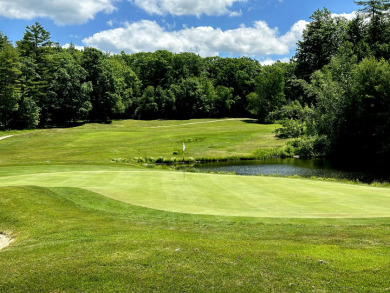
<box><xmin>0</xmin><ymin>169</ymin><xmax>389</xmax><ymax>218</ymax></box>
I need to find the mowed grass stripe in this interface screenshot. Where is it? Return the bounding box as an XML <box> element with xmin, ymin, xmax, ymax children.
<box><xmin>0</xmin><ymin>170</ymin><xmax>389</xmax><ymax>218</ymax></box>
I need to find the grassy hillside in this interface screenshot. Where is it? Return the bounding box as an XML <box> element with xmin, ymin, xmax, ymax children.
<box><xmin>0</xmin><ymin>119</ymin><xmax>284</xmax><ymax>166</ymax></box>
<box><xmin>1</xmin><ymin>186</ymin><xmax>390</xmax><ymax>292</ymax></box>
<box><xmin>0</xmin><ymin>119</ymin><xmax>389</xmax><ymax>292</ymax></box>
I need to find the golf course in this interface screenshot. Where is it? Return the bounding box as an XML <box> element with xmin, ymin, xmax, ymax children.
<box><xmin>1</xmin><ymin>119</ymin><xmax>390</xmax><ymax>292</ymax></box>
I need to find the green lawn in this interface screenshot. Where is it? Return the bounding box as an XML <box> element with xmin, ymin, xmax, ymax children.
<box><xmin>0</xmin><ymin>166</ymin><xmax>389</xmax><ymax>218</ymax></box>
<box><xmin>0</xmin><ymin>119</ymin><xmax>390</xmax><ymax>292</ymax></box>
<box><xmin>1</xmin><ymin>186</ymin><xmax>390</xmax><ymax>292</ymax></box>
<box><xmin>0</xmin><ymin>118</ymin><xmax>284</xmax><ymax>166</ymax></box>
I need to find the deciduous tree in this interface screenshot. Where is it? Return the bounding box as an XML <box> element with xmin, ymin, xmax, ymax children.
<box><xmin>247</xmin><ymin>65</ymin><xmax>285</xmax><ymax>123</ymax></box>
<box><xmin>294</xmin><ymin>8</ymin><xmax>348</xmax><ymax>80</ymax></box>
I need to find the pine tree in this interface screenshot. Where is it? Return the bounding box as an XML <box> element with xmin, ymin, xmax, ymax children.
<box><xmin>0</xmin><ymin>42</ymin><xmax>21</xmax><ymax>129</ymax></box>
<box><xmin>16</xmin><ymin>22</ymin><xmax>52</xmax><ymax>61</ymax></box>
<box><xmin>16</xmin><ymin>22</ymin><xmax>57</xmax><ymax>127</ymax></box>
<box><xmin>354</xmin><ymin>0</ymin><xmax>390</xmax><ymax>18</ymax></box>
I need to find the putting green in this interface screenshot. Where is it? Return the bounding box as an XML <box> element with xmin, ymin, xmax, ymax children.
<box><xmin>0</xmin><ymin>169</ymin><xmax>389</xmax><ymax>218</ymax></box>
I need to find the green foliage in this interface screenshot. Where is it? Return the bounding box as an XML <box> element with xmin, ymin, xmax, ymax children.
<box><xmin>294</xmin><ymin>8</ymin><xmax>348</xmax><ymax>80</ymax></box>
<box><xmin>275</xmin><ymin>119</ymin><xmax>304</xmax><ymax>138</ymax></box>
<box><xmin>289</xmin><ymin>135</ymin><xmax>330</xmax><ymax>157</ymax></box>
<box><xmin>82</xmin><ymin>49</ymin><xmax>140</xmax><ymax>122</ymax></box>
<box><xmin>170</xmin><ymin>77</ymin><xmax>208</xmax><ymax>119</ymax></box>
<box><xmin>134</xmin><ymin>86</ymin><xmax>159</xmax><ymax>119</ymax></box>
<box><xmin>212</xmin><ymin>86</ymin><xmax>236</xmax><ymax>117</ymax></box>
<box><xmin>16</xmin><ymin>22</ymin><xmax>57</xmax><ymax>127</ymax></box>
<box><xmin>0</xmin><ymin>25</ymin><xmax>265</xmax><ymax>128</ymax></box>
<box><xmin>12</xmin><ymin>95</ymin><xmax>40</xmax><ymax>129</ymax></box>
<box><xmin>0</xmin><ymin>42</ymin><xmax>21</xmax><ymax>129</ymax></box>
<box><xmin>299</xmin><ymin>53</ymin><xmax>390</xmax><ymax>161</ymax></box>
<box><xmin>247</xmin><ymin>65</ymin><xmax>285</xmax><ymax>123</ymax></box>
<box><xmin>16</xmin><ymin>22</ymin><xmax>52</xmax><ymax>62</ymax></box>
<box><xmin>15</xmin><ymin>57</ymin><xmax>41</xmax><ymax>129</ymax></box>
<box><xmin>354</xmin><ymin>0</ymin><xmax>390</xmax><ymax>18</ymax></box>
<box><xmin>171</xmin><ymin>52</ymin><xmax>203</xmax><ymax>82</ymax></box>
<box><xmin>204</xmin><ymin>56</ymin><xmax>261</xmax><ymax>116</ymax></box>
<box><xmin>48</xmin><ymin>52</ymin><xmax>92</xmax><ymax>125</ymax></box>
<box><xmin>347</xmin><ymin>57</ymin><xmax>390</xmax><ymax>159</ymax></box>
<box><xmin>269</xmin><ymin>100</ymin><xmax>312</xmax><ymax>121</ymax></box>
<box><xmin>345</xmin><ymin>15</ymin><xmax>374</xmax><ymax>62</ymax></box>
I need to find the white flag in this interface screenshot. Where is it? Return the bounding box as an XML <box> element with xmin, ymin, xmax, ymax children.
<box><xmin>183</xmin><ymin>142</ymin><xmax>185</xmax><ymax>152</ymax></box>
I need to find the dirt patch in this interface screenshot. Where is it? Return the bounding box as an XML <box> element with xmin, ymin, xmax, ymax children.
<box><xmin>0</xmin><ymin>234</ymin><xmax>13</xmax><ymax>251</ymax></box>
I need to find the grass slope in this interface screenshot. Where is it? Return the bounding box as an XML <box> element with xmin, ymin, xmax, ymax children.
<box><xmin>1</xmin><ymin>119</ymin><xmax>390</xmax><ymax>291</ymax></box>
<box><xmin>0</xmin><ymin>167</ymin><xmax>389</xmax><ymax>218</ymax></box>
<box><xmin>0</xmin><ymin>119</ymin><xmax>284</xmax><ymax>166</ymax></box>
<box><xmin>1</xmin><ymin>186</ymin><xmax>390</xmax><ymax>292</ymax></box>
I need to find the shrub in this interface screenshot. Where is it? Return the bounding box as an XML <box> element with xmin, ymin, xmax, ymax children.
<box><xmin>294</xmin><ymin>135</ymin><xmax>330</xmax><ymax>157</ymax></box>
<box><xmin>275</xmin><ymin>119</ymin><xmax>304</xmax><ymax>138</ymax></box>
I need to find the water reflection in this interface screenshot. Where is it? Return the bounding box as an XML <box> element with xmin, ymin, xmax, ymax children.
<box><xmin>194</xmin><ymin>158</ymin><xmax>389</xmax><ymax>183</ymax></box>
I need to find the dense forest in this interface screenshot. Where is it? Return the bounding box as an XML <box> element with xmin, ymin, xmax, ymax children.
<box><xmin>0</xmin><ymin>0</ymin><xmax>389</xmax><ymax>163</ymax></box>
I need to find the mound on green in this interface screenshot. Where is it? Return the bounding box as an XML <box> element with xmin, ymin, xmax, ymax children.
<box><xmin>1</xmin><ymin>186</ymin><xmax>390</xmax><ymax>292</ymax></box>
<box><xmin>0</xmin><ymin>167</ymin><xmax>389</xmax><ymax>218</ymax></box>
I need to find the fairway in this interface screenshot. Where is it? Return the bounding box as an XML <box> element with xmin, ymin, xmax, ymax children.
<box><xmin>1</xmin><ymin>119</ymin><xmax>390</xmax><ymax>292</ymax></box>
<box><xmin>0</xmin><ymin>119</ymin><xmax>284</xmax><ymax>166</ymax></box>
<box><xmin>0</xmin><ymin>168</ymin><xmax>389</xmax><ymax>218</ymax></box>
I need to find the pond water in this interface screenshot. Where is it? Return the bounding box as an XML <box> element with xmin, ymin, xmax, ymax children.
<box><xmin>194</xmin><ymin>158</ymin><xmax>390</xmax><ymax>183</ymax></box>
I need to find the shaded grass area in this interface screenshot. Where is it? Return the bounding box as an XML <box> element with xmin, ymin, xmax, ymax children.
<box><xmin>0</xmin><ymin>119</ymin><xmax>285</xmax><ymax>166</ymax></box>
<box><xmin>1</xmin><ymin>186</ymin><xmax>390</xmax><ymax>292</ymax></box>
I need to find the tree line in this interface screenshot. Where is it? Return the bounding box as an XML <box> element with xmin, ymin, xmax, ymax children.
<box><xmin>0</xmin><ymin>0</ymin><xmax>389</xmax><ymax>163</ymax></box>
<box><xmin>0</xmin><ymin>23</ymin><xmax>266</xmax><ymax>129</ymax></box>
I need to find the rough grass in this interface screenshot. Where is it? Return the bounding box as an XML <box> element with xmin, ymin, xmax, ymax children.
<box><xmin>1</xmin><ymin>186</ymin><xmax>389</xmax><ymax>292</ymax></box>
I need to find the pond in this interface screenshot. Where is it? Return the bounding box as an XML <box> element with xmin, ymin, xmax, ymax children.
<box><xmin>194</xmin><ymin>158</ymin><xmax>390</xmax><ymax>183</ymax></box>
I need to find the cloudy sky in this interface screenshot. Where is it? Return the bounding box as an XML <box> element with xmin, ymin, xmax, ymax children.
<box><xmin>0</xmin><ymin>0</ymin><xmax>358</xmax><ymax>64</ymax></box>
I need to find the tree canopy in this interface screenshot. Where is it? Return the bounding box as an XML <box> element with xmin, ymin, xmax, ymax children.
<box><xmin>354</xmin><ymin>0</ymin><xmax>390</xmax><ymax>17</ymax></box>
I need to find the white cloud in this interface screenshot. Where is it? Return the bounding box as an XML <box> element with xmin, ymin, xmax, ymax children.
<box><xmin>130</xmin><ymin>0</ymin><xmax>247</xmax><ymax>16</ymax></box>
<box><xmin>260</xmin><ymin>57</ymin><xmax>290</xmax><ymax>66</ymax></box>
<box><xmin>0</xmin><ymin>0</ymin><xmax>117</xmax><ymax>25</ymax></box>
<box><xmin>63</xmin><ymin>43</ymin><xmax>85</xmax><ymax>51</ymax></box>
<box><xmin>332</xmin><ymin>11</ymin><xmax>357</xmax><ymax>21</ymax></box>
<box><xmin>82</xmin><ymin>19</ymin><xmax>309</xmax><ymax>58</ymax></box>
<box><xmin>279</xmin><ymin>20</ymin><xmax>309</xmax><ymax>47</ymax></box>
<box><xmin>229</xmin><ymin>9</ymin><xmax>243</xmax><ymax>17</ymax></box>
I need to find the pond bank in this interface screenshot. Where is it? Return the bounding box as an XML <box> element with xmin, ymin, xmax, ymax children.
<box><xmin>194</xmin><ymin>158</ymin><xmax>390</xmax><ymax>184</ymax></box>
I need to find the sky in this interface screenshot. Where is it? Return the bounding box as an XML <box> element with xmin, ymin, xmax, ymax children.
<box><xmin>0</xmin><ymin>0</ymin><xmax>359</xmax><ymax>64</ymax></box>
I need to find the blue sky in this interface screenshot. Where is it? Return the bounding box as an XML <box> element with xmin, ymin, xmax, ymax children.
<box><xmin>0</xmin><ymin>0</ymin><xmax>359</xmax><ymax>64</ymax></box>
